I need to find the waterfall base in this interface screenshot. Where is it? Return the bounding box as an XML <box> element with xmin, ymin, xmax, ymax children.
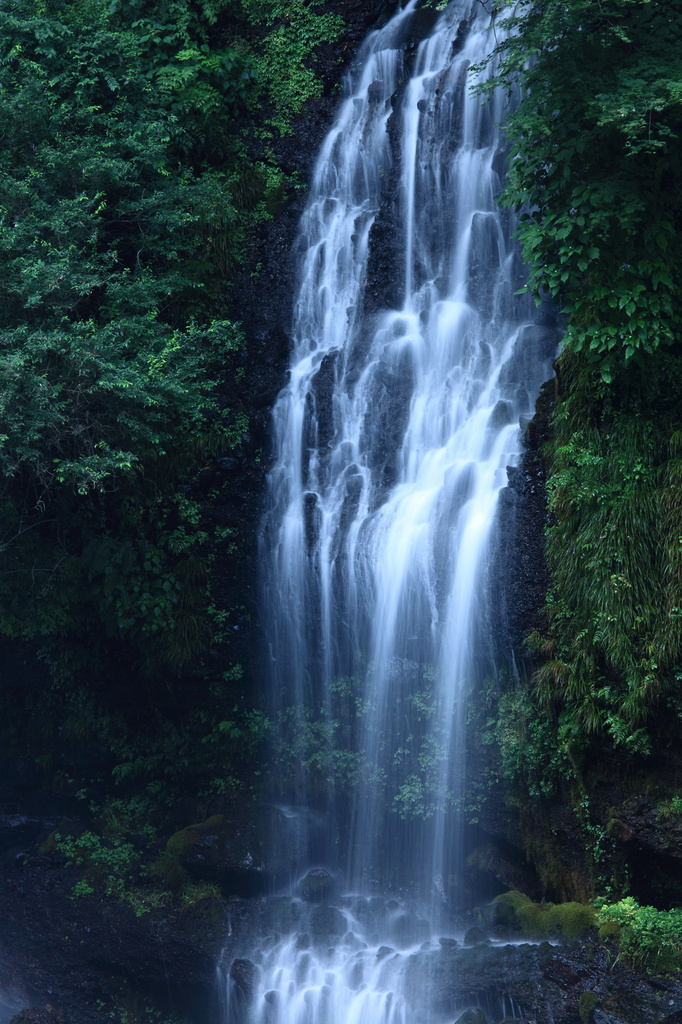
<box><xmin>219</xmin><ymin>894</ymin><xmax>682</xmax><ymax>1024</ymax></box>
<box><xmin>220</xmin><ymin>895</ymin><xmax>526</xmax><ymax>1023</ymax></box>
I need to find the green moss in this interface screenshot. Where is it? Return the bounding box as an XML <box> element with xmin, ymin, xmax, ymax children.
<box><xmin>579</xmin><ymin>992</ymin><xmax>599</xmax><ymax>1024</ymax></box>
<box><xmin>166</xmin><ymin>814</ymin><xmax>224</xmax><ymax>856</ymax></box>
<box><xmin>147</xmin><ymin>850</ymin><xmax>187</xmax><ymax>891</ymax></box>
<box><xmin>492</xmin><ymin>890</ymin><xmax>597</xmax><ymax>941</ymax></box>
<box><xmin>549</xmin><ymin>901</ymin><xmax>598</xmax><ymax>939</ymax></box>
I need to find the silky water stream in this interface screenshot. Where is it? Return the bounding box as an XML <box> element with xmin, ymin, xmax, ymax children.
<box><xmin>224</xmin><ymin>1</ymin><xmax>556</xmax><ymax>1020</ymax></box>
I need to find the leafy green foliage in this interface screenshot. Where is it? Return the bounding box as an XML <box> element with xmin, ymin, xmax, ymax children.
<box><xmin>0</xmin><ymin>0</ymin><xmax>250</xmax><ymax>664</ymax></box>
<box><xmin>597</xmin><ymin>897</ymin><xmax>682</xmax><ymax>972</ymax></box>
<box><xmin>237</xmin><ymin>0</ymin><xmax>343</xmax><ymax>133</ymax></box>
<box><xmin>477</xmin><ymin>0</ymin><xmax>682</xmax><ymax>379</ymax></box>
<box><xmin>658</xmin><ymin>795</ymin><xmax>682</xmax><ymax>822</ymax></box>
<box><xmin>0</xmin><ymin>319</ymin><xmax>242</xmax><ymax>495</ymax></box>
<box><xmin>0</xmin><ymin>0</ymin><xmax>350</xmax><ymax>829</ymax></box>
<box><xmin>272</xmin><ymin>668</ymin><xmax>455</xmax><ymax>822</ymax></box>
<box><xmin>54</xmin><ymin>828</ymin><xmax>141</xmax><ymax>901</ymax></box>
<box><xmin>474</xmin><ymin>0</ymin><xmax>682</xmax><ymax>761</ymax></box>
<box><xmin>484</xmin><ymin>684</ymin><xmax>571</xmax><ymax>800</ymax></box>
<box><xmin>530</xmin><ymin>354</ymin><xmax>682</xmax><ymax>748</ymax></box>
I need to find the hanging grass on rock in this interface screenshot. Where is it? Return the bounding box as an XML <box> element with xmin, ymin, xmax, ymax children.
<box><xmin>530</xmin><ymin>352</ymin><xmax>682</xmax><ymax>753</ymax></box>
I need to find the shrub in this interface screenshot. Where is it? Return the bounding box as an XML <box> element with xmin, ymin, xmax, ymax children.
<box><xmin>597</xmin><ymin>897</ymin><xmax>682</xmax><ymax>972</ymax></box>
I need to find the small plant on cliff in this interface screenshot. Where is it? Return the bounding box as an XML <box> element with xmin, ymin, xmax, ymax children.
<box><xmin>658</xmin><ymin>794</ymin><xmax>682</xmax><ymax>821</ymax></box>
<box><xmin>54</xmin><ymin>829</ymin><xmax>173</xmax><ymax>915</ymax></box>
<box><xmin>55</xmin><ymin>830</ymin><xmax>138</xmax><ymax>897</ymax></box>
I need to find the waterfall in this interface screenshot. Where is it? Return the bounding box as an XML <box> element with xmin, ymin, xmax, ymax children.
<box><xmin>261</xmin><ymin>0</ymin><xmax>553</xmax><ymax>895</ymax></box>
<box><xmin>243</xmin><ymin>0</ymin><xmax>557</xmax><ymax>1018</ymax></box>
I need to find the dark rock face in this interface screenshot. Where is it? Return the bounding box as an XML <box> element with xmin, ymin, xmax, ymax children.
<box><xmin>400</xmin><ymin>939</ymin><xmax>682</xmax><ymax>1024</ymax></box>
<box><xmin>0</xmin><ymin>816</ymin><xmax>61</xmax><ymax>869</ymax></box>
<box><xmin>208</xmin><ymin>0</ymin><xmax>399</xmax><ymax>688</ymax></box>
<box><xmin>9</xmin><ymin>1009</ymin><xmax>63</xmax><ymax>1024</ymax></box>
<box><xmin>0</xmin><ymin>850</ymin><xmax>227</xmax><ymax>1024</ymax></box>
<box><xmin>490</xmin><ymin>373</ymin><xmax>556</xmax><ymax>663</ymax></box>
<box><xmin>229</xmin><ymin>958</ymin><xmax>258</xmax><ymax>1002</ymax></box>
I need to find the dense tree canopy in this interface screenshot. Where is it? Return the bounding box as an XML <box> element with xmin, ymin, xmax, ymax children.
<box><xmin>0</xmin><ymin>0</ymin><xmax>343</xmax><ymax>824</ymax></box>
<box><xmin>480</xmin><ymin>0</ymin><xmax>682</xmax><ymax>381</ymax></box>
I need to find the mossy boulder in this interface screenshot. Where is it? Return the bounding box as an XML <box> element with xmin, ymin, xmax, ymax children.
<box><xmin>488</xmin><ymin>890</ymin><xmax>597</xmax><ymax>941</ymax></box>
<box><xmin>463</xmin><ymin>926</ymin><xmax>489</xmax><ymax>947</ymax></box>
<box><xmin>166</xmin><ymin>814</ymin><xmax>270</xmax><ymax>896</ymax></box>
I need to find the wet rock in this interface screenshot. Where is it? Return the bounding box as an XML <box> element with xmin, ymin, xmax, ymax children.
<box><xmin>454</xmin><ymin>1010</ymin><xmax>488</xmax><ymax>1024</ymax></box>
<box><xmin>0</xmin><ymin>847</ymin><xmax>229</xmax><ymax>1024</ymax></box>
<box><xmin>377</xmin><ymin>945</ymin><xmax>394</xmax><ymax>960</ymax></box>
<box><xmin>0</xmin><ymin>817</ymin><xmax>60</xmax><ymax>857</ymax></box>
<box><xmin>308</xmin><ymin>904</ymin><xmax>347</xmax><ymax>943</ymax></box>
<box><xmin>465</xmin><ymin>843</ymin><xmax>540</xmax><ymax>900</ymax></box>
<box><xmin>255</xmin><ymin>895</ymin><xmax>305</xmax><ymax>936</ymax></box>
<box><xmin>348</xmin><ymin>959</ymin><xmax>364</xmax><ymax>989</ymax></box>
<box><xmin>389</xmin><ymin>908</ymin><xmax>429</xmax><ymax>948</ymax></box>
<box><xmin>490</xmin><ymin>373</ymin><xmax>555</xmax><ymax>659</ymax></box>
<box><xmin>400</xmin><ymin>936</ymin><xmax>682</xmax><ymax>1024</ymax></box>
<box><xmin>463</xmin><ymin>927</ymin><xmax>489</xmax><ymax>947</ymax></box>
<box><xmin>229</xmin><ymin>958</ymin><xmax>258</xmax><ymax>1002</ymax></box>
<box><xmin>439</xmin><ymin>936</ymin><xmax>459</xmax><ymax>949</ymax></box>
<box><xmin>9</xmin><ymin>1009</ymin><xmax>63</xmax><ymax>1024</ymax></box>
<box><xmin>167</xmin><ymin>814</ymin><xmax>270</xmax><ymax>896</ymax></box>
<box><xmin>614</xmin><ymin>798</ymin><xmax>682</xmax><ymax>861</ymax></box>
<box><xmin>343</xmin><ymin>930</ymin><xmax>364</xmax><ymax>950</ymax></box>
<box><xmin>298</xmin><ymin>867</ymin><xmax>334</xmax><ymax>903</ymax></box>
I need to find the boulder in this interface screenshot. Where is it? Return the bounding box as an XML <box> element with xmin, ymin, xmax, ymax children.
<box><xmin>167</xmin><ymin>814</ymin><xmax>270</xmax><ymax>896</ymax></box>
<box><xmin>454</xmin><ymin>1010</ymin><xmax>488</xmax><ymax>1024</ymax></box>
<box><xmin>308</xmin><ymin>904</ymin><xmax>347</xmax><ymax>943</ymax></box>
<box><xmin>463</xmin><ymin>927</ymin><xmax>489</xmax><ymax>947</ymax></box>
<box><xmin>298</xmin><ymin>867</ymin><xmax>334</xmax><ymax>903</ymax></box>
<box><xmin>229</xmin><ymin>958</ymin><xmax>258</xmax><ymax>1002</ymax></box>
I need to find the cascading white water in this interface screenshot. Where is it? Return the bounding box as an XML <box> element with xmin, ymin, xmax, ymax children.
<box><xmin>262</xmin><ymin>0</ymin><xmax>553</xmax><ymax>894</ymax></box>
<box><xmin>244</xmin><ymin>1</ymin><xmax>557</xmax><ymax>1019</ymax></box>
